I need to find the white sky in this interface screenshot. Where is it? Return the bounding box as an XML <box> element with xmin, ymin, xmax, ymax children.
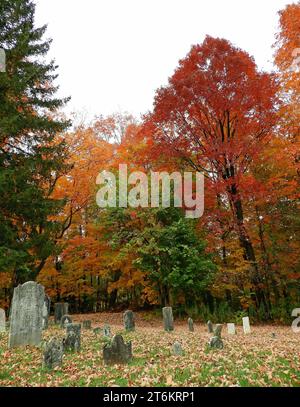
<box><xmin>34</xmin><ymin>0</ymin><xmax>292</xmax><ymax>120</ymax></box>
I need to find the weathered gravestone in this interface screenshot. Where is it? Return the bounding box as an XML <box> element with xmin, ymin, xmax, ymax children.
<box><xmin>0</xmin><ymin>308</ymin><xmax>5</xmax><ymax>333</ymax></box>
<box><xmin>162</xmin><ymin>307</ymin><xmax>174</xmax><ymax>332</ymax></box>
<box><xmin>43</xmin><ymin>337</ymin><xmax>64</xmax><ymax>369</ymax></box>
<box><xmin>123</xmin><ymin>310</ymin><xmax>135</xmax><ymax>332</ymax></box>
<box><xmin>42</xmin><ymin>295</ymin><xmax>51</xmax><ymax>330</ymax></box>
<box><xmin>172</xmin><ymin>341</ymin><xmax>183</xmax><ymax>356</ymax></box>
<box><xmin>9</xmin><ymin>281</ymin><xmax>44</xmax><ymax>347</ymax></box>
<box><xmin>82</xmin><ymin>320</ymin><xmax>91</xmax><ymax>329</ymax></box>
<box><xmin>54</xmin><ymin>302</ymin><xmax>69</xmax><ymax>324</ymax></box>
<box><xmin>103</xmin><ymin>324</ymin><xmax>112</xmax><ymax>337</ymax></box>
<box><xmin>227</xmin><ymin>323</ymin><xmax>236</xmax><ymax>335</ymax></box>
<box><xmin>103</xmin><ymin>334</ymin><xmax>132</xmax><ymax>365</ymax></box>
<box><xmin>188</xmin><ymin>317</ymin><xmax>194</xmax><ymax>332</ymax></box>
<box><xmin>207</xmin><ymin>320</ymin><xmax>214</xmax><ymax>334</ymax></box>
<box><xmin>208</xmin><ymin>323</ymin><xmax>224</xmax><ymax>349</ymax></box>
<box><xmin>63</xmin><ymin>323</ymin><xmax>81</xmax><ymax>352</ymax></box>
<box><xmin>60</xmin><ymin>315</ymin><xmax>72</xmax><ymax>328</ymax></box>
<box><xmin>242</xmin><ymin>317</ymin><xmax>251</xmax><ymax>334</ymax></box>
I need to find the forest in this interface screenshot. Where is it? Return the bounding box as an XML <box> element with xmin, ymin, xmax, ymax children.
<box><xmin>0</xmin><ymin>0</ymin><xmax>299</xmax><ymax>323</ymax></box>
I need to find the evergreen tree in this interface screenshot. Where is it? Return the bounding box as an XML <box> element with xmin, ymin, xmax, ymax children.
<box><xmin>0</xmin><ymin>0</ymin><xmax>71</xmax><ymax>285</ymax></box>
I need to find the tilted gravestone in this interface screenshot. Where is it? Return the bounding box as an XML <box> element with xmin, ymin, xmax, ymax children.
<box><xmin>208</xmin><ymin>323</ymin><xmax>224</xmax><ymax>349</ymax></box>
<box><xmin>207</xmin><ymin>320</ymin><xmax>214</xmax><ymax>333</ymax></box>
<box><xmin>42</xmin><ymin>295</ymin><xmax>51</xmax><ymax>330</ymax></box>
<box><xmin>63</xmin><ymin>323</ymin><xmax>81</xmax><ymax>352</ymax></box>
<box><xmin>172</xmin><ymin>341</ymin><xmax>183</xmax><ymax>356</ymax></box>
<box><xmin>43</xmin><ymin>337</ymin><xmax>64</xmax><ymax>369</ymax></box>
<box><xmin>103</xmin><ymin>334</ymin><xmax>132</xmax><ymax>365</ymax></box>
<box><xmin>103</xmin><ymin>324</ymin><xmax>112</xmax><ymax>337</ymax></box>
<box><xmin>162</xmin><ymin>307</ymin><xmax>174</xmax><ymax>332</ymax></box>
<box><xmin>227</xmin><ymin>323</ymin><xmax>236</xmax><ymax>335</ymax></box>
<box><xmin>60</xmin><ymin>315</ymin><xmax>72</xmax><ymax>328</ymax></box>
<box><xmin>188</xmin><ymin>317</ymin><xmax>194</xmax><ymax>332</ymax></box>
<box><xmin>123</xmin><ymin>310</ymin><xmax>135</xmax><ymax>332</ymax></box>
<box><xmin>242</xmin><ymin>317</ymin><xmax>251</xmax><ymax>334</ymax></box>
<box><xmin>54</xmin><ymin>302</ymin><xmax>69</xmax><ymax>324</ymax></box>
<box><xmin>0</xmin><ymin>308</ymin><xmax>5</xmax><ymax>333</ymax></box>
<box><xmin>9</xmin><ymin>281</ymin><xmax>45</xmax><ymax>348</ymax></box>
<box><xmin>82</xmin><ymin>320</ymin><xmax>91</xmax><ymax>329</ymax></box>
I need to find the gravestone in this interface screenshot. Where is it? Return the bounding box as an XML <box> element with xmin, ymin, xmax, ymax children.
<box><xmin>227</xmin><ymin>323</ymin><xmax>236</xmax><ymax>335</ymax></box>
<box><xmin>9</xmin><ymin>281</ymin><xmax>44</xmax><ymax>348</ymax></box>
<box><xmin>162</xmin><ymin>307</ymin><xmax>174</xmax><ymax>331</ymax></box>
<box><xmin>43</xmin><ymin>338</ymin><xmax>64</xmax><ymax>369</ymax></box>
<box><xmin>83</xmin><ymin>320</ymin><xmax>91</xmax><ymax>329</ymax></box>
<box><xmin>207</xmin><ymin>320</ymin><xmax>214</xmax><ymax>333</ymax></box>
<box><xmin>60</xmin><ymin>315</ymin><xmax>72</xmax><ymax>328</ymax></box>
<box><xmin>188</xmin><ymin>317</ymin><xmax>194</xmax><ymax>332</ymax></box>
<box><xmin>172</xmin><ymin>341</ymin><xmax>183</xmax><ymax>356</ymax></box>
<box><xmin>123</xmin><ymin>310</ymin><xmax>135</xmax><ymax>332</ymax></box>
<box><xmin>103</xmin><ymin>324</ymin><xmax>112</xmax><ymax>337</ymax></box>
<box><xmin>208</xmin><ymin>323</ymin><xmax>224</xmax><ymax>349</ymax></box>
<box><xmin>0</xmin><ymin>308</ymin><xmax>5</xmax><ymax>333</ymax></box>
<box><xmin>242</xmin><ymin>317</ymin><xmax>251</xmax><ymax>334</ymax></box>
<box><xmin>54</xmin><ymin>302</ymin><xmax>69</xmax><ymax>324</ymax></box>
<box><xmin>103</xmin><ymin>334</ymin><xmax>132</xmax><ymax>365</ymax></box>
<box><xmin>42</xmin><ymin>295</ymin><xmax>51</xmax><ymax>330</ymax></box>
<box><xmin>63</xmin><ymin>323</ymin><xmax>81</xmax><ymax>352</ymax></box>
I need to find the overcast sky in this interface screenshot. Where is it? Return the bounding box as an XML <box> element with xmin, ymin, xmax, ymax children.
<box><xmin>34</xmin><ymin>0</ymin><xmax>292</xmax><ymax>120</ymax></box>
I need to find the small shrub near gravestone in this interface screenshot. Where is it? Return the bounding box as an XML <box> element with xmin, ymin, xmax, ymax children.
<box><xmin>83</xmin><ymin>320</ymin><xmax>91</xmax><ymax>329</ymax></box>
<box><xmin>63</xmin><ymin>323</ymin><xmax>81</xmax><ymax>352</ymax></box>
<box><xmin>60</xmin><ymin>315</ymin><xmax>72</xmax><ymax>328</ymax></box>
<box><xmin>93</xmin><ymin>327</ymin><xmax>101</xmax><ymax>335</ymax></box>
<box><xmin>103</xmin><ymin>334</ymin><xmax>132</xmax><ymax>365</ymax></box>
<box><xmin>43</xmin><ymin>337</ymin><xmax>64</xmax><ymax>369</ymax></box>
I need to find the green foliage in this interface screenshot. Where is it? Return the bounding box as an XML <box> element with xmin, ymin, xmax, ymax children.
<box><xmin>0</xmin><ymin>0</ymin><xmax>71</xmax><ymax>283</ymax></box>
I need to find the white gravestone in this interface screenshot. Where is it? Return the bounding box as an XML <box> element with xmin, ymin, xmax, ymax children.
<box><xmin>227</xmin><ymin>323</ymin><xmax>236</xmax><ymax>335</ymax></box>
<box><xmin>242</xmin><ymin>317</ymin><xmax>251</xmax><ymax>334</ymax></box>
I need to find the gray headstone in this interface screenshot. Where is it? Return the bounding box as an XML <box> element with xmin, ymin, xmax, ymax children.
<box><xmin>83</xmin><ymin>320</ymin><xmax>91</xmax><ymax>329</ymax></box>
<box><xmin>0</xmin><ymin>308</ymin><xmax>5</xmax><ymax>333</ymax></box>
<box><xmin>213</xmin><ymin>324</ymin><xmax>223</xmax><ymax>337</ymax></box>
<box><xmin>42</xmin><ymin>295</ymin><xmax>51</xmax><ymax>330</ymax></box>
<box><xmin>162</xmin><ymin>307</ymin><xmax>174</xmax><ymax>331</ymax></box>
<box><xmin>172</xmin><ymin>341</ymin><xmax>183</xmax><ymax>356</ymax></box>
<box><xmin>103</xmin><ymin>334</ymin><xmax>132</xmax><ymax>365</ymax></box>
<box><xmin>123</xmin><ymin>310</ymin><xmax>135</xmax><ymax>332</ymax></box>
<box><xmin>242</xmin><ymin>317</ymin><xmax>251</xmax><ymax>334</ymax></box>
<box><xmin>54</xmin><ymin>303</ymin><xmax>69</xmax><ymax>324</ymax></box>
<box><xmin>43</xmin><ymin>337</ymin><xmax>64</xmax><ymax>369</ymax></box>
<box><xmin>188</xmin><ymin>317</ymin><xmax>194</xmax><ymax>332</ymax></box>
<box><xmin>208</xmin><ymin>336</ymin><xmax>224</xmax><ymax>349</ymax></box>
<box><xmin>0</xmin><ymin>48</ymin><xmax>5</xmax><ymax>72</ymax></box>
<box><xmin>208</xmin><ymin>323</ymin><xmax>223</xmax><ymax>349</ymax></box>
<box><xmin>103</xmin><ymin>324</ymin><xmax>112</xmax><ymax>337</ymax></box>
<box><xmin>63</xmin><ymin>323</ymin><xmax>81</xmax><ymax>352</ymax></box>
<box><xmin>227</xmin><ymin>323</ymin><xmax>236</xmax><ymax>335</ymax></box>
<box><xmin>207</xmin><ymin>320</ymin><xmax>214</xmax><ymax>333</ymax></box>
<box><xmin>8</xmin><ymin>281</ymin><xmax>45</xmax><ymax>348</ymax></box>
<box><xmin>60</xmin><ymin>314</ymin><xmax>72</xmax><ymax>328</ymax></box>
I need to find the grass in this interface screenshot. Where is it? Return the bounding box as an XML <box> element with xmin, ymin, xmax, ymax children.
<box><xmin>0</xmin><ymin>312</ymin><xmax>299</xmax><ymax>387</ymax></box>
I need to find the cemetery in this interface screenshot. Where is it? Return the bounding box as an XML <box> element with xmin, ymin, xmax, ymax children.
<box><xmin>0</xmin><ymin>282</ymin><xmax>299</xmax><ymax>387</ymax></box>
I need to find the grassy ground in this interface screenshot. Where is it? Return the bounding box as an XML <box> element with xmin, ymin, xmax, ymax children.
<box><xmin>0</xmin><ymin>312</ymin><xmax>299</xmax><ymax>387</ymax></box>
